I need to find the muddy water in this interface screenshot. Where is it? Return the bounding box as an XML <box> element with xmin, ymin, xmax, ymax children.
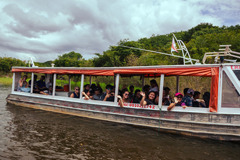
<box><xmin>0</xmin><ymin>85</ymin><xmax>240</xmax><ymax>160</ymax></box>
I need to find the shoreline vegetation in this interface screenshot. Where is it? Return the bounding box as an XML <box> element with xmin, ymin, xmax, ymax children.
<box><xmin>0</xmin><ymin>23</ymin><xmax>239</xmax><ymax>93</ymax></box>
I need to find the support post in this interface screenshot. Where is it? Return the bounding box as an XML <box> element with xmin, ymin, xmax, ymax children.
<box><xmin>89</xmin><ymin>75</ymin><xmax>92</xmax><ymax>85</ymax></box>
<box><xmin>11</xmin><ymin>73</ymin><xmax>15</xmax><ymax>93</ymax></box>
<box><xmin>158</xmin><ymin>74</ymin><xmax>165</xmax><ymax>109</ymax></box>
<box><xmin>68</xmin><ymin>75</ymin><xmax>71</xmax><ymax>91</ymax></box>
<box><xmin>141</xmin><ymin>75</ymin><xmax>145</xmax><ymax>89</ymax></box>
<box><xmin>31</xmin><ymin>73</ymin><xmax>34</xmax><ymax>94</ymax></box>
<box><xmin>114</xmin><ymin>74</ymin><xmax>120</xmax><ymax>105</ymax></box>
<box><xmin>176</xmin><ymin>75</ymin><xmax>179</xmax><ymax>93</ymax></box>
<box><xmin>52</xmin><ymin>74</ymin><xmax>56</xmax><ymax>96</ymax></box>
<box><xmin>217</xmin><ymin>67</ymin><xmax>223</xmax><ymax>112</ymax></box>
<box><xmin>80</xmin><ymin>74</ymin><xmax>84</xmax><ymax>99</ymax></box>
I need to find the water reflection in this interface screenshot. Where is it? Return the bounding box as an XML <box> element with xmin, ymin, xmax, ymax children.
<box><xmin>1</xmin><ymin>86</ymin><xmax>240</xmax><ymax>160</ymax></box>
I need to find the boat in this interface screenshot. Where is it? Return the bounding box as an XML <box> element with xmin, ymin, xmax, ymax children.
<box><xmin>6</xmin><ymin>36</ymin><xmax>240</xmax><ymax>141</ymax></box>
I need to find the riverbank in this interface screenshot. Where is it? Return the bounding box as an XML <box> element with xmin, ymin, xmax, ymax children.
<box><xmin>0</xmin><ymin>77</ymin><xmax>12</xmax><ymax>86</ymax></box>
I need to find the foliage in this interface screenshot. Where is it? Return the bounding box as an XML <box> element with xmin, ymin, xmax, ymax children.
<box><xmin>0</xmin><ymin>57</ymin><xmax>26</xmax><ymax>73</ymax></box>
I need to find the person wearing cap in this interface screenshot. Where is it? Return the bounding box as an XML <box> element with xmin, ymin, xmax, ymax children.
<box><xmin>182</xmin><ymin>88</ymin><xmax>194</xmax><ymax>107</ymax></box>
<box><xmin>167</xmin><ymin>93</ymin><xmax>187</xmax><ymax>111</ymax></box>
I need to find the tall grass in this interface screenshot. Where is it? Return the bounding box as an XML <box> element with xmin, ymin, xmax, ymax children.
<box><xmin>0</xmin><ymin>77</ymin><xmax>12</xmax><ymax>86</ymax></box>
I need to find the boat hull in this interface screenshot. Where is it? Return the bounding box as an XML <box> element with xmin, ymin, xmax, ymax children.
<box><xmin>6</xmin><ymin>94</ymin><xmax>240</xmax><ymax>141</ymax></box>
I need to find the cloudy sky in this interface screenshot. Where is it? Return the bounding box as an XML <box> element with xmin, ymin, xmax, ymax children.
<box><xmin>0</xmin><ymin>0</ymin><xmax>239</xmax><ymax>62</ymax></box>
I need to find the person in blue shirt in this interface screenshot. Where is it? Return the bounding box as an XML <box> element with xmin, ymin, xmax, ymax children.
<box><xmin>182</xmin><ymin>88</ymin><xmax>194</xmax><ymax>107</ymax></box>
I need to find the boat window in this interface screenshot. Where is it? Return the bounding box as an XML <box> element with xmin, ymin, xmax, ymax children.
<box><xmin>55</xmin><ymin>74</ymin><xmax>81</xmax><ymax>97</ymax></box>
<box><xmin>222</xmin><ymin>71</ymin><xmax>240</xmax><ymax>108</ymax></box>
<box><xmin>233</xmin><ymin>70</ymin><xmax>240</xmax><ymax>81</ymax></box>
<box><xmin>14</xmin><ymin>72</ymin><xmax>31</xmax><ymax>93</ymax></box>
<box><xmin>163</xmin><ymin>76</ymin><xmax>211</xmax><ymax>108</ymax></box>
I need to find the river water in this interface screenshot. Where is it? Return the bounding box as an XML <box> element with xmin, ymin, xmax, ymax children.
<box><xmin>0</xmin><ymin>86</ymin><xmax>240</xmax><ymax>160</ymax></box>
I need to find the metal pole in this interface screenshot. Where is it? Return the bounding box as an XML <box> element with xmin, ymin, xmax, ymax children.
<box><xmin>52</xmin><ymin>74</ymin><xmax>56</xmax><ymax>96</ymax></box>
<box><xmin>80</xmin><ymin>74</ymin><xmax>84</xmax><ymax>99</ymax></box>
<box><xmin>158</xmin><ymin>74</ymin><xmax>165</xmax><ymax>109</ymax></box>
<box><xmin>68</xmin><ymin>75</ymin><xmax>71</xmax><ymax>91</ymax></box>
<box><xmin>176</xmin><ymin>75</ymin><xmax>179</xmax><ymax>93</ymax></box>
<box><xmin>89</xmin><ymin>75</ymin><xmax>92</xmax><ymax>85</ymax></box>
<box><xmin>31</xmin><ymin>73</ymin><xmax>34</xmax><ymax>94</ymax></box>
<box><xmin>11</xmin><ymin>73</ymin><xmax>15</xmax><ymax>93</ymax></box>
<box><xmin>142</xmin><ymin>75</ymin><xmax>145</xmax><ymax>89</ymax></box>
<box><xmin>114</xmin><ymin>74</ymin><xmax>120</xmax><ymax>105</ymax></box>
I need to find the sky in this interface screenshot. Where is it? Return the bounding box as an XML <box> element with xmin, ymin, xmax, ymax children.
<box><xmin>0</xmin><ymin>0</ymin><xmax>239</xmax><ymax>62</ymax></box>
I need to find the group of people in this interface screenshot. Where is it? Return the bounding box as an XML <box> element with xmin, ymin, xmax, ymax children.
<box><xmin>18</xmin><ymin>75</ymin><xmax>52</xmax><ymax>95</ymax></box>
<box><xmin>18</xmin><ymin>75</ymin><xmax>210</xmax><ymax>110</ymax></box>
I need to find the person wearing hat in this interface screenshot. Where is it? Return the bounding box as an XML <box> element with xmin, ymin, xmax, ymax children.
<box><xmin>167</xmin><ymin>93</ymin><xmax>187</xmax><ymax>111</ymax></box>
<box><xmin>101</xmin><ymin>85</ymin><xmax>114</xmax><ymax>102</ymax></box>
<box><xmin>182</xmin><ymin>88</ymin><xmax>194</xmax><ymax>107</ymax></box>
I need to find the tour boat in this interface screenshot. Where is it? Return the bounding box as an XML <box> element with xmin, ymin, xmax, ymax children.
<box><xmin>6</xmin><ymin>36</ymin><xmax>240</xmax><ymax>141</ymax></box>
<box><xmin>6</xmin><ymin>63</ymin><xmax>240</xmax><ymax>141</ymax></box>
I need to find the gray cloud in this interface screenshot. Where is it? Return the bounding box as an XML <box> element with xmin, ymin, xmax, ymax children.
<box><xmin>0</xmin><ymin>0</ymin><xmax>239</xmax><ymax>62</ymax></box>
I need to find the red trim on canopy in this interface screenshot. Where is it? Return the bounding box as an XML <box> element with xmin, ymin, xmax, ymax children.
<box><xmin>12</xmin><ymin>68</ymin><xmax>114</xmax><ymax>76</ymax></box>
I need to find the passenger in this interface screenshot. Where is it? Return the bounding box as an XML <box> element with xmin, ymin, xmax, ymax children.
<box><xmin>142</xmin><ymin>85</ymin><xmax>150</xmax><ymax>95</ymax></box>
<box><xmin>70</xmin><ymin>86</ymin><xmax>80</xmax><ymax>98</ymax></box>
<box><xmin>92</xmin><ymin>87</ymin><xmax>102</xmax><ymax>100</ymax></box>
<box><xmin>183</xmin><ymin>88</ymin><xmax>189</xmax><ymax>97</ymax></box>
<box><xmin>140</xmin><ymin>91</ymin><xmax>156</xmax><ymax>107</ymax></box>
<box><xmin>203</xmin><ymin>92</ymin><xmax>210</xmax><ymax>108</ymax></box>
<box><xmin>84</xmin><ymin>84</ymin><xmax>90</xmax><ymax>93</ymax></box>
<box><xmin>163</xmin><ymin>87</ymin><xmax>172</xmax><ymax>105</ymax></box>
<box><xmin>28</xmin><ymin>75</ymin><xmax>37</xmax><ymax>88</ymax></box>
<box><xmin>101</xmin><ymin>85</ymin><xmax>114</xmax><ymax>102</ymax></box>
<box><xmin>17</xmin><ymin>75</ymin><xmax>31</xmax><ymax>93</ymax></box>
<box><xmin>162</xmin><ymin>90</ymin><xmax>171</xmax><ymax>105</ymax></box>
<box><xmin>82</xmin><ymin>89</ymin><xmax>93</xmax><ymax>100</ymax></box>
<box><xmin>182</xmin><ymin>88</ymin><xmax>194</xmax><ymax>107</ymax></box>
<box><xmin>129</xmin><ymin>85</ymin><xmax>134</xmax><ymax>101</ymax></box>
<box><xmin>167</xmin><ymin>93</ymin><xmax>187</xmax><ymax>111</ymax></box>
<box><xmin>149</xmin><ymin>79</ymin><xmax>159</xmax><ymax>92</ymax></box>
<box><xmin>132</xmin><ymin>89</ymin><xmax>142</xmax><ymax>103</ymax></box>
<box><xmin>96</xmin><ymin>83</ymin><xmax>103</xmax><ymax>94</ymax></box>
<box><xmin>36</xmin><ymin>76</ymin><xmax>47</xmax><ymax>91</ymax></box>
<box><xmin>117</xmin><ymin>90</ymin><xmax>130</xmax><ymax>107</ymax></box>
<box><xmin>192</xmin><ymin>91</ymin><xmax>206</xmax><ymax>107</ymax></box>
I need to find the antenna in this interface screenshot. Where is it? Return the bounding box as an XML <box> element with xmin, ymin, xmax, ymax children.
<box><xmin>172</xmin><ymin>34</ymin><xmax>194</xmax><ymax>65</ymax></box>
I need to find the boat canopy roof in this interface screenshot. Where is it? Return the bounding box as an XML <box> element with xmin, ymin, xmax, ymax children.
<box><xmin>12</xmin><ymin>64</ymin><xmax>224</xmax><ymax>77</ymax></box>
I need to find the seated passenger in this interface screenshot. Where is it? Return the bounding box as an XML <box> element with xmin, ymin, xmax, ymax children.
<box><xmin>182</xmin><ymin>88</ymin><xmax>194</xmax><ymax>107</ymax></box>
<box><xmin>142</xmin><ymin>85</ymin><xmax>150</xmax><ymax>95</ymax></box>
<box><xmin>117</xmin><ymin>90</ymin><xmax>130</xmax><ymax>107</ymax></box>
<box><xmin>140</xmin><ymin>91</ymin><xmax>156</xmax><ymax>107</ymax></box>
<box><xmin>17</xmin><ymin>75</ymin><xmax>31</xmax><ymax>93</ymax></box>
<box><xmin>70</xmin><ymin>87</ymin><xmax>80</xmax><ymax>98</ymax></box>
<box><xmin>84</xmin><ymin>84</ymin><xmax>90</xmax><ymax>93</ymax></box>
<box><xmin>132</xmin><ymin>89</ymin><xmax>142</xmax><ymax>103</ymax></box>
<box><xmin>82</xmin><ymin>89</ymin><xmax>93</xmax><ymax>100</ymax></box>
<box><xmin>149</xmin><ymin>79</ymin><xmax>159</xmax><ymax>92</ymax></box>
<box><xmin>129</xmin><ymin>85</ymin><xmax>134</xmax><ymax>101</ymax></box>
<box><xmin>101</xmin><ymin>85</ymin><xmax>114</xmax><ymax>102</ymax></box>
<box><xmin>36</xmin><ymin>76</ymin><xmax>47</xmax><ymax>91</ymax></box>
<box><xmin>162</xmin><ymin>87</ymin><xmax>172</xmax><ymax>105</ymax></box>
<box><xmin>28</xmin><ymin>75</ymin><xmax>37</xmax><ymax>88</ymax></box>
<box><xmin>203</xmin><ymin>92</ymin><xmax>210</xmax><ymax>108</ymax></box>
<box><xmin>167</xmin><ymin>93</ymin><xmax>187</xmax><ymax>111</ymax></box>
<box><xmin>193</xmin><ymin>91</ymin><xmax>207</xmax><ymax>107</ymax></box>
<box><xmin>92</xmin><ymin>87</ymin><xmax>102</xmax><ymax>100</ymax></box>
